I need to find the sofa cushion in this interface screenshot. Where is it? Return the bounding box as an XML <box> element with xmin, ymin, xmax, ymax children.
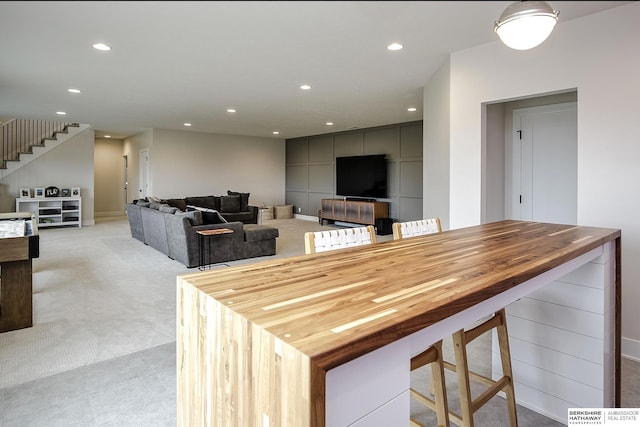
<box><xmin>186</xmin><ymin>206</ymin><xmax>227</xmax><ymax>224</ymax></box>
<box><xmin>149</xmin><ymin>201</ymin><xmax>165</xmax><ymax>210</ymax></box>
<box><xmin>227</xmin><ymin>190</ymin><xmax>250</xmax><ymax>212</ymax></box>
<box><xmin>243</xmin><ymin>224</ymin><xmax>279</xmax><ymax>242</ymax></box>
<box><xmin>159</xmin><ymin>205</ymin><xmax>179</xmax><ymax>214</ymax></box>
<box><xmin>176</xmin><ymin>210</ymin><xmax>203</xmax><ymax>226</ymax></box>
<box><xmin>184</xmin><ymin>196</ymin><xmax>219</xmax><ymax>210</ymax></box>
<box><xmin>165</xmin><ymin>198</ymin><xmax>187</xmax><ymax>211</ymax></box>
<box><xmin>220</xmin><ymin>195</ymin><xmax>241</xmax><ymax>213</ymax></box>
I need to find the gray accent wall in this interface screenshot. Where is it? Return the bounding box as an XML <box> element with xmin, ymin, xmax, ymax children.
<box><xmin>286</xmin><ymin>121</ymin><xmax>423</xmax><ymax>221</ymax></box>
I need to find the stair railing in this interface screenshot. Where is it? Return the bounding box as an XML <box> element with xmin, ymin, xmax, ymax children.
<box><xmin>1</xmin><ymin>118</ymin><xmax>77</xmax><ymax>169</ymax></box>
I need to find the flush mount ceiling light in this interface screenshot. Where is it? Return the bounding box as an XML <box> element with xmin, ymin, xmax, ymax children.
<box><xmin>494</xmin><ymin>1</ymin><xmax>559</xmax><ymax>50</ymax></box>
<box><xmin>56</xmin><ymin>111</ymin><xmax>66</xmax><ymax>115</ymax></box>
<box><xmin>407</xmin><ymin>107</ymin><xmax>417</xmax><ymax>112</ymax></box>
<box><xmin>183</xmin><ymin>123</ymin><xmax>192</xmax><ymax>127</ymax></box>
<box><xmin>299</xmin><ymin>84</ymin><xmax>312</xmax><ymax>90</ymax></box>
<box><xmin>226</xmin><ymin>108</ymin><xmax>236</xmax><ymax>113</ymax></box>
<box><xmin>273</xmin><ymin>131</ymin><xmax>280</xmax><ymax>135</ymax></box>
<box><xmin>386</xmin><ymin>42</ymin><xmax>404</xmax><ymax>51</ymax></box>
<box><xmin>92</xmin><ymin>42</ymin><xmax>111</xmax><ymax>51</ymax></box>
<box><xmin>68</xmin><ymin>88</ymin><xmax>81</xmax><ymax>94</ymax></box>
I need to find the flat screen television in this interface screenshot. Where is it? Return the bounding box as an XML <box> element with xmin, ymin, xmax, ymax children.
<box><xmin>336</xmin><ymin>154</ymin><xmax>387</xmax><ymax>199</ymax></box>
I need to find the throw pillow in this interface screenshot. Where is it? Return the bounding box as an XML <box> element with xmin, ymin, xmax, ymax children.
<box><xmin>135</xmin><ymin>200</ymin><xmax>150</xmax><ymax>207</ymax></box>
<box><xmin>149</xmin><ymin>201</ymin><xmax>164</xmax><ymax>210</ymax></box>
<box><xmin>159</xmin><ymin>205</ymin><xmax>178</xmax><ymax>214</ymax></box>
<box><xmin>166</xmin><ymin>198</ymin><xmax>187</xmax><ymax>211</ymax></box>
<box><xmin>227</xmin><ymin>191</ymin><xmax>250</xmax><ymax>212</ymax></box>
<box><xmin>184</xmin><ymin>196</ymin><xmax>219</xmax><ymax>210</ymax></box>
<box><xmin>220</xmin><ymin>195</ymin><xmax>241</xmax><ymax>213</ymax></box>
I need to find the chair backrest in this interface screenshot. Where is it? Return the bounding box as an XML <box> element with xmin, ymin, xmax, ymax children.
<box><xmin>304</xmin><ymin>225</ymin><xmax>376</xmax><ymax>254</ymax></box>
<box><xmin>392</xmin><ymin>218</ymin><xmax>442</xmax><ymax>240</ymax></box>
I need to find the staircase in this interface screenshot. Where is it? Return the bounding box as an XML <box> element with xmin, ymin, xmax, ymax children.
<box><xmin>1</xmin><ymin>119</ymin><xmax>84</xmax><ymax>178</ymax></box>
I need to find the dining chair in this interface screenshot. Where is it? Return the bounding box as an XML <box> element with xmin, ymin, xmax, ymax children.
<box><xmin>394</xmin><ymin>218</ymin><xmax>517</xmax><ymax>426</ymax></box>
<box><xmin>392</xmin><ymin>218</ymin><xmax>442</xmax><ymax>240</ymax></box>
<box><xmin>304</xmin><ymin>225</ymin><xmax>376</xmax><ymax>254</ymax></box>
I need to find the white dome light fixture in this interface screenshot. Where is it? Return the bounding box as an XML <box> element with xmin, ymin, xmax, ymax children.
<box><xmin>494</xmin><ymin>1</ymin><xmax>559</xmax><ymax>50</ymax></box>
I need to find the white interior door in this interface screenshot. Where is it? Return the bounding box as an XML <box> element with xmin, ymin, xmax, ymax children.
<box><xmin>512</xmin><ymin>102</ymin><xmax>577</xmax><ymax>224</ymax></box>
<box><xmin>139</xmin><ymin>148</ymin><xmax>150</xmax><ymax>199</ymax></box>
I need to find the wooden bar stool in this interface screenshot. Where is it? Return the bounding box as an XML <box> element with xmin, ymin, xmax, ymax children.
<box><xmin>410</xmin><ymin>340</ymin><xmax>450</xmax><ymax>427</ymax></box>
<box><xmin>444</xmin><ymin>308</ymin><xmax>518</xmax><ymax>427</ymax></box>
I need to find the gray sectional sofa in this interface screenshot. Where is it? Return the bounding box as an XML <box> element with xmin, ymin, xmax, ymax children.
<box><xmin>126</xmin><ymin>201</ymin><xmax>278</xmax><ymax>268</ymax></box>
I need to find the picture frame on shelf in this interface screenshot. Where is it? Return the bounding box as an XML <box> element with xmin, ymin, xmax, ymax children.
<box><xmin>19</xmin><ymin>188</ymin><xmax>31</xmax><ymax>198</ymax></box>
<box><xmin>71</xmin><ymin>187</ymin><xmax>80</xmax><ymax>197</ymax></box>
<box><xmin>61</xmin><ymin>188</ymin><xmax>71</xmax><ymax>197</ymax></box>
<box><xmin>34</xmin><ymin>187</ymin><xmax>45</xmax><ymax>198</ymax></box>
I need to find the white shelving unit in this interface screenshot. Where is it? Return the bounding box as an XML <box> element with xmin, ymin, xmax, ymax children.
<box><xmin>16</xmin><ymin>197</ymin><xmax>82</xmax><ymax>228</ymax></box>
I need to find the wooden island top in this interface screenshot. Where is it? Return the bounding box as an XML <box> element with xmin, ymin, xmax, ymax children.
<box><xmin>177</xmin><ymin>220</ymin><xmax>621</xmax><ymax>426</ymax></box>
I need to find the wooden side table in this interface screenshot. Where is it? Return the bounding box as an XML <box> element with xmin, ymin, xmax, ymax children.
<box><xmin>196</xmin><ymin>228</ymin><xmax>233</xmax><ymax>271</ymax></box>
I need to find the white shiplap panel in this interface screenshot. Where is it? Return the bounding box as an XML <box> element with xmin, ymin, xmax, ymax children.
<box><xmin>506</xmin><ymin>336</ymin><xmax>603</xmax><ymax>389</ymax></box>
<box><xmin>506</xmin><ymin>315</ymin><xmax>603</xmax><ymax>364</ymax></box>
<box><xmin>325</xmin><ymin>337</ymin><xmax>410</xmax><ymax>426</ymax></box>
<box><xmin>526</xmin><ymin>281</ymin><xmax>604</xmax><ymax>314</ymax></box>
<box><xmin>507</xmin><ymin>358</ymin><xmax>603</xmax><ymax>408</ymax></box>
<box><xmin>556</xmin><ymin>261</ymin><xmax>605</xmax><ymax>289</ymax></box>
<box><xmin>350</xmin><ymin>390</ymin><xmax>409</xmax><ymax>427</ymax></box>
<box><xmin>507</xmin><ymin>298</ymin><xmax>604</xmax><ymax>339</ymax></box>
<box><xmin>511</xmin><ymin>380</ymin><xmax>575</xmax><ymax>424</ymax></box>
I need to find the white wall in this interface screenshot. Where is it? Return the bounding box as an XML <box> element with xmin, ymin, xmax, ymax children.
<box><xmin>149</xmin><ymin>129</ymin><xmax>285</xmax><ymax>207</ymax></box>
<box><xmin>423</xmin><ymin>59</ymin><xmax>451</xmax><ymax>230</ymax></box>
<box><xmin>0</xmin><ymin>127</ymin><xmax>95</xmax><ymax>225</ymax></box>
<box><xmin>425</xmin><ymin>3</ymin><xmax>640</xmax><ymax>355</ymax></box>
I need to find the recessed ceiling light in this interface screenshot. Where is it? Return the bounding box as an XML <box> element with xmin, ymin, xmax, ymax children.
<box><xmin>68</xmin><ymin>88</ymin><xmax>81</xmax><ymax>94</ymax></box>
<box><xmin>184</xmin><ymin>123</ymin><xmax>192</xmax><ymax>127</ymax></box>
<box><xmin>56</xmin><ymin>111</ymin><xmax>66</xmax><ymax>115</ymax></box>
<box><xmin>387</xmin><ymin>42</ymin><xmax>404</xmax><ymax>51</ymax></box>
<box><xmin>273</xmin><ymin>131</ymin><xmax>280</xmax><ymax>135</ymax></box>
<box><xmin>326</xmin><ymin>122</ymin><xmax>334</xmax><ymax>126</ymax></box>
<box><xmin>300</xmin><ymin>84</ymin><xmax>312</xmax><ymax>90</ymax></box>
<box><xmin>227</xmin><ymin>108</ymin><xmax>236</xmax><ymax>113</ymax></box>
<box><xmin>104</xmin><ymin>135</ymin><xmax>111</xmax><ymax>138</ymax></box>
<box><xmin>92</xmin><ymin>43</ymin><xmax>111</xmax><ymax>51</ymax></box>
<box><xmin>407</xmin><ymin>107</ymin><xmax>417</xmax><ymax>112</ymax></box>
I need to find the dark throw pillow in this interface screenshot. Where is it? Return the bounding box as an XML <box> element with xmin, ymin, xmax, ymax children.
<box><xmin>227</xmin><ymin>191</ymin><xmax>250</xmax><ymax>212</ymax></box>
<box><xmin>220</xmin><ymin>195</ymin><xmax>241</xmax><ymax>213</ymax></box>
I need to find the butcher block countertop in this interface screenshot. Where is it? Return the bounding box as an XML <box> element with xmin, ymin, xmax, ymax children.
<box><xmin>177</xmin><ymin>220</ymin><xmax>620</xmax><ymax>371</ymax></box>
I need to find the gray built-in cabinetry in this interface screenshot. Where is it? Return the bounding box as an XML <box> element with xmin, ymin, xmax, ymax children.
<box><xmin>285</xmin><ymin>121</ymin><xmax>422</xmax><ymax>222</ymax></box>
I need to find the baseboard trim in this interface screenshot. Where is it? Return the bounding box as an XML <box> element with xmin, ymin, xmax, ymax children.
<box><xmin>95</xmin><ymin>211</ymin><xmax>125</xmax><ymax>217</ymax></box>
<box><xmin>294</xmin><ymin>214</ymin><xmax>318</xmax><ymax>222</ymax></box>
<box><xmin>622</xmin><ymin>336</ymin><xmax>640</xmax><ymax>362</ymax></box>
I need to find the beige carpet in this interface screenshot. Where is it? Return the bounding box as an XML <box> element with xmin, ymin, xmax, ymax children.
<box><xmin>0</xmin><ymin>216</ymin><xmax>343</xmax><ymax>389</ymax></box>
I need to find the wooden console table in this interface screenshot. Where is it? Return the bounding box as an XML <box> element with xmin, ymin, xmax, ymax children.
<box><xmin>177</xmin><ymin>220</ymin><xmax>621</xmax><ymax>426</ymax></box>
<box><xmin>320</xmin><ymin>198</ymin><xmax>388</xmax><ymax>226</ymax></box>
<box><xmin>0</xmin><ymin>212</ymin><xmax>39</xmax><ymax>333</ymax></box>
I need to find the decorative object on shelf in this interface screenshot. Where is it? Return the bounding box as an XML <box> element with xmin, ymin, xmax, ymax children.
<box><xmin>34</xmin><ymin>187</ymin><xmax>45</xmax><ymax>198</ymax></box>
<box><xmin>61</xmin><ymin>188</ymin><xmax>71</xmax><ymax>197</ymax></box>
<box><xmin>19</xmin><ymin>188</ymin><xmax>31</xmax><ymax>198</ymax></box>
<box><xmin>494</xmin><ymin>1</ymin><xmax>559</xmax><ymax>51</ymax></box>
<box><xmin>45</xmin><ymin>186</ymin><xmax>60</xmax><ymax>197</ymax></box>
<box><xmin>71</xmin><ymin>187</ymin><xmax>80</xmax><ymax>196</ymax></box>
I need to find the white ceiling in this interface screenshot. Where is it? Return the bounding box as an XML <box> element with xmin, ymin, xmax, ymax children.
<box><xmin>0</xmin><ymin>1</ymin><xmax>629</xmax><ymax>140</ymax></box>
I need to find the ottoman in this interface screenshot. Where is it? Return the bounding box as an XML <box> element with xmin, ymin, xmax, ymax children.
<box><xmin>274</xmin><ymin>205</ymin><xmax>293</xmax><ymax>219</ymax></box>
<box><xmin>242</xmin><ymin>224</ymin><xmax>279</xmax><ymax>258</ymax></box>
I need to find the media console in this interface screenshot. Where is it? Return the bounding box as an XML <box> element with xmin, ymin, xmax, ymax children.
<box><xmin>320</xmin><ymin>198</ymin><xmax>389</xmax><ymax>226</ymax></box>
